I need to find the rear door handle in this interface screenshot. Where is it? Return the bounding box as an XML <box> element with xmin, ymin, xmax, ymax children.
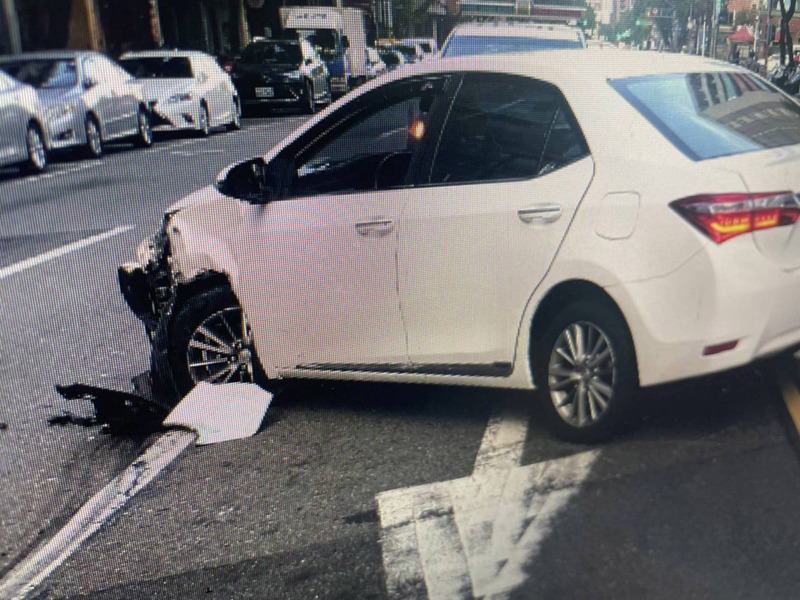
<box><xmin>518</xmin><ymin>205</ymin><xmax>562</xmax><ymax>224</ymax></box>
<box><xmin>355</xmin><ymin>219</ymin><xmax>394</xmax><ymax>237</ymax></box>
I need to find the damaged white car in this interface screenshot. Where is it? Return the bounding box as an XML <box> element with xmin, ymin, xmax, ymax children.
<box><xmin>120</xmin><ymin>52</ymin><xmax>800</xmax><ymax>442</ymax></box>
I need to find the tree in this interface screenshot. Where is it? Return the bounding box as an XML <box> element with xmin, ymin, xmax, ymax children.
<box><xmin>778</xmin><ymin>0</ymin><xmax>797</xmax><ymax>66</ymax></box>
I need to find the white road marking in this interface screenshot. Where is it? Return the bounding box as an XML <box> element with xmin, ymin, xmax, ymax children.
<box><xmin>0</xmin><ymin>226</ymin><xmax>133</xmax><ymax>281</ymax></box>
<box><xmin>0</xmin><ymin>430</ymin><xmax>196</xmax><ymax>600</ymax></box>
<box><xmin>170</xmin><ymin>149</ymin><xmax>224</xmax><ymax>157</ymax></box>
<box><xmin>377</xmin><ymin>409</ymin><xmax>599</xmax><ymax>599</ymax></box>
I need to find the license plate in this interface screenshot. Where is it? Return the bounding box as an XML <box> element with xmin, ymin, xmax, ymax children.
<box><xmin>255</xmin><ymin>86</ymin><xmax>274</xmax><ymax>98</ymax></box>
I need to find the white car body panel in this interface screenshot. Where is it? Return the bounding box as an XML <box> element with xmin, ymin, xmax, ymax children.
<box><xmin>142</xmin><ymin>51</ymin><xmax>800</xmax><ymax>394</ymax></box>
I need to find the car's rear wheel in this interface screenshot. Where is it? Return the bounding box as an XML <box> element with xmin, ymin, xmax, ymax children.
<box><xmin>23</xmin><ymin>124</ymin><xmax>47</xmax><ymax>174</ymax></box>
<box><xmin>226</xmin><ymin>96</ymin><xmax>242</xmax><ymax>131</ymax></box>
<box><xmin>197</xmin><ymin>103</ymin><xmax>210</xmax><ymax>136</ymax></box>
<box><xmin>167</xmin><ymin>287</ymin><xmax>258</xmax><ymax>396</ymax></box>
<box><xmin>134</xmin><ymin>107</ymin><xmax>152</xmax><ymax>147</ymax></box>
<box><xmin>531</xmin><ymin>301</ymin><xmax>638</xmax><ymax>443</ymax></box>
<box><xmin>84</xmin><ymin>116</ymin><xmax>103</xmax><ymax>158</ymax></box>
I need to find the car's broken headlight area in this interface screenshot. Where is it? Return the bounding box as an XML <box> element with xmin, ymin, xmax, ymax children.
<box><xmin>118</xmin><ymin>213</ymin><xmax>176</xmax><ymax>339</ymax></box>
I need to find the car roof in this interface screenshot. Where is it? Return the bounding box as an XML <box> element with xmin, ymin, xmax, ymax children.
<box><xmin>448</xmin><ymin>22</ymin><xmax>583</xmax><ymax>40</ymax></box>
<box><xmin>120</xmin><ymin>50</ymin><xmax>208</xmax><ymax>59</ymax></box>
<box><xmin>0</xmin><ymin>50</ymin><xmax>98</xmax><ymax>61</ymax></box>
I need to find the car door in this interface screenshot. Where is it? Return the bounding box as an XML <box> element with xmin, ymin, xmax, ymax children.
<box><xmin>104</xmin><ymin>58</ymin><xmax>139</xmax><ymax>135</ymax></box>
<box><xmin>398</xmin><ymin>72</ymin><xmax>594</xmax><ymax>372</ymax></box>
<box><xmin>81</xmin><ymin>56</ymin><xmax>118</xmax><ymax>137</ymax></box>
<box><xmin>0</xmin><ymin>73</ymin><xmax>25</xmax><ymax>165</ymax></box>
<box><xmin>234</xmin><ymin>76</ymin><xmax>450</xmax><ymax>372</ymax></box>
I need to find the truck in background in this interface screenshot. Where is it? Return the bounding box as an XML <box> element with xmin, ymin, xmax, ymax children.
<box><xmin>279</xmin><ymin>6</ymin><xmax>374</xmax><ymax>95</ymax></box>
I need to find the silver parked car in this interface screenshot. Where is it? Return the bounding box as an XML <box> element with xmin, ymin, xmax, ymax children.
<box><xmin>119</xmin><ymin>50</ymin><xmax>241</xmax><ymax>136</ymax></box>
<box><xmin>0</xmin><ymin>69</ymin><xmax>49</xmax><ymax>174</ymax></box>
<box><xmin>0</xmin><ymin>51</ymin><xmax>153</xmax><ymax>159</ymax></box>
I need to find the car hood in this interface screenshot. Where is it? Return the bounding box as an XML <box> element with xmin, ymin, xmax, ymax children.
<box><xmin>137</xmin><ymin>78</ymin><xmax>195</xmax><ymax>101</ymax></box>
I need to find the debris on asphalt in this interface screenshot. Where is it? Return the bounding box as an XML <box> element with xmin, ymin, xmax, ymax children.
<box><xmin>163</xmin><ymin>382</ymin><xmax>273</xmax><ymax>445</ymax></box>
<box><xmin>47</xmin><ymin>412</ymin><xmax>96</xmax><ymax>428</ymax></box>
<box><xmin>55</xmin><ymin>383</ymin><xmax>167</xmax><ymax>434</ymax></box>
<box><xmin>54</xmin><ymin>378</ymin><xmax>273</xmax><ymax>444</ymax></box>
<box><xmin>0</xmin><ymin>422</ymin><xmax>7</xmax><ymax>431</ymax></box>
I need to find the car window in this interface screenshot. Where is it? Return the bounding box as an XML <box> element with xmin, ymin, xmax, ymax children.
<box><xmin>121</xmin><ymin>57</ymin><xmax>194</xmax><ymax>79</ymax></box>
<box><xmin>442</xmin><ymin>34</ymin><xmax>584</xmax><ymax>57</ymax></box>
<box><xmin>291</xmin><ymin>77</ymin><xmax>448</xmax><ymax>196</ymax></box>
<box><xmin>610</xmin><ymin>71</ymin><xmax>800</xmax><ymax>160</ymax></box>
<box><xmin>241</xmin><ymin>42</ymin><xmax>302</xmax><ymax>65</ymax></box>
<box><xmin>429</xmin><ymin>73</ymin><xmax>587</xmax><ymax>184</ymax></box>
<box><xmin>2</xmin><ymin>59</ymin><xmax>78</xmax><ymax>89</ymax></box>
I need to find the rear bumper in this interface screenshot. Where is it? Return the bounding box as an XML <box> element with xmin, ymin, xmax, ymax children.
<box><xmin>611</xmin><ymin>235</ymin><xmax>800</xmax><ymax>387</ymax></box>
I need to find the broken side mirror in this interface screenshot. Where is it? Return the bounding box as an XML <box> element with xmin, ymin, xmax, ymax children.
<box><xmin>216</xmin><ymin>156</ymin><xmax>292</xmax><ymax>204</ymax></box>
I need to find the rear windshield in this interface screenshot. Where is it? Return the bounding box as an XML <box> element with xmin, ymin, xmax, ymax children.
<box><xmin>611</xmin><ymin>72</ymin><xmax>800</xmax><ymax>160</ymax></box>
<box><xmin>241</xmin><ymin>42</ymin><xmax>302</xmax><ymax>65</ymax></box>
<box><xmin>0</xmin><ymin>59</ymin><xmax>77</xmax><ymax>89</ymax></box>
<box><xmin>442</xmin><ymin>35</ymin><xmax>584</xmax><ymax>57</ymax></box>
<box><xmin>120</xmin><ymin>57</ymin><xmax>193</xmax><ymax>79</ymax></box>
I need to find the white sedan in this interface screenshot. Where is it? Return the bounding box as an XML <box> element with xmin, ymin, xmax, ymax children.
<box><xmin>120</xmin><ymin>50</ymin><xmax>241</xmax><ymax>136</ymax></box>
<box><xmin>119</xmin><ymin>51</ymin><xmax>800</xmax><ymax>442</ymax></box>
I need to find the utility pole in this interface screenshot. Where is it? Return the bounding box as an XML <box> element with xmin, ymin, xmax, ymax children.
<box><xmin>1</xmin><ymin>0</ymin><xmax>21</xmax><ymax>53</ymax></box>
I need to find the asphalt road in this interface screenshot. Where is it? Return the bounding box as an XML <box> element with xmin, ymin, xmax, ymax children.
<box><xmin>2</xmin><ymin>115</ymin><xmax>800</xmax><ymax>600</ymax></box>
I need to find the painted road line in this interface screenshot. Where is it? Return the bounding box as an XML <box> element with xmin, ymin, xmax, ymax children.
<box><xmin>0</xmin><ymin>226</ymin><xmax>133</xmax><ymax>281</ymax></box>
<box><xmin>473</xmin><ymin>408</ymin><xmax>528</xmax><ymax>474</ymax></box>
<box><xmin>777</xmin><ymin>369</ymin><xmax>800</xmax><ymax>432</ymax></box>
<box><xmin>377</xmin><ymin>404</ymin><xmax>600</xmax><ymax>600</ymax></box>
<box><xmin>0</xmin><ymin>430</ymin><xmax>195</xmax><ymax>600</ymax></box>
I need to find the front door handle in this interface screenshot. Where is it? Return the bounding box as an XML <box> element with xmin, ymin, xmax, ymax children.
<box><xmin>355</xmin><ymin>219</ymin><xmax>394</xmax><ymax>237</ymax></box>
<box><xmin>518</xmin><ymin>204</ymin><xmax>562</xmax><ymax>224</ymax></box>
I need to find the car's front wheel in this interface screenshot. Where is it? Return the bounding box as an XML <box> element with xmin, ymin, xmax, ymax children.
<box><xmin>134</xmin><ymin>107</ymin><xmax>152</xmax><ymax>147</ymax></box>
<box><xmin>166</xmin><ymin>287</ymin><xmax>259</xmax><ymax>396</ymax></box>
<box><xmin>84</xmin><ymin>116</ymin><xmax>103</xmax><ymax>158</ymax></box>
<box><xmin>303</xmin><ymin>81</ymin><xmax>316</xmax><ymax>114</ymax></box>
<box><xmin>197</xmin><ymin>103</ymin><xmax>211</xmax><ymax>137</ymax></box>
<box><xmin>226</xmin><ymin>96</ymin><xmax>242</xmax><ymax>131</ymax></box>
<box><xmin>22</xmin><ymin>124</ymin><xmax>47</xmax><ymax>174</ymax></box>
<box><xmin>531</xmin><ymin>300</ymin><xmax>638</xmax><ymax>443</ymax></box>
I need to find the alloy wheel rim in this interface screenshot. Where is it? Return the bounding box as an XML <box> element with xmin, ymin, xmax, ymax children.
<box><xmin>87</xmin><ymin>121</ymin><xmax>101</xmax><ymax>155</ymax></box>
<box><xmin>139</xmin><ymin>111</ymin><xmax>152</xmax><ymax>144</ymax></box>
<box><xmin>28</xmin><ymin>128</ymin><xmax>46</xmax><ymax>170</ymax></box>
<box><xmin>186</xmin><ymin>306</ymin><xmax>254</xmax><ymax>386</ymax></box>
<box><xmin>548</xmin><ymin>321</ymin><xmax>616</xmax><ymax>428</ymax></box>
<box><xmin>200</xmin><ymin>107</ymin><xmax>209</xmax><ymax>134</ymax></box>
<box><xmin>233</xmin><ymin>100</ymin><xmax>241</xmax><ymax>127</ymax></box>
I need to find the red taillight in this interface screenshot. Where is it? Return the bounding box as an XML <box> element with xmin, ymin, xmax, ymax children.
<box><xmin>670</xmin><ymin>192</ymin><xmax>800</xmax><ymax>244</ymax></box>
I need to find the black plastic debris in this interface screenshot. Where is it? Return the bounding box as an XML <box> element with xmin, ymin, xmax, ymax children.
<box><xmin>0</xmin><ymin>422</ymin><xmax>7</xmax><ymax>431</ymax></box>
<box><xmin>47</xmin><ymin>412</ymin><xmax>96</xmax><ymax>428</ymax></box>
<box><xmin>55</xmin><ymin>383</ymin><xmax>169</xmax><ymax>435</ymax></box>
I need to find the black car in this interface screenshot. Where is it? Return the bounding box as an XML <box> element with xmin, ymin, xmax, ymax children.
<box><xmin>231</xmin><ymin>39</ymin><xmax>331</xmax><ymax>114</ymax></box>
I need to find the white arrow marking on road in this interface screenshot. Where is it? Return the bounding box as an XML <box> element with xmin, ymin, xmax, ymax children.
<box><xmin>0</xmin><ymin>226</ymin><xmax>133</xmax><ymax>281</ymax></box>
<box><xmin>377</xmin><ymin>408</ymin><xmax>599</xmax><ymax>599</ymax></box>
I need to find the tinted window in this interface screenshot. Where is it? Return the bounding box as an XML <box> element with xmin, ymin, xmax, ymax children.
<box><xmin>1</xmin><ymin>59</ymin><xmax>78</xmax><ymax>89</ymax></box>
<box><xmin>120</xmin><ymin>57</ymin><xmax>194</xmax><ymax>78</ymax></box>
<box><xmin>611</xmin><ymin>72</ymin><xmax>800</xmax><ymax>160</ymax></box>
<box><xmin>240</xmin><ymin>42</ymin><xmax>302</xmax><ymax>65</ymax></box>
<box><xmin>293</xmin><ymin>78</ymin><xmax>447</xmax><ymax>195</ymax></box>
<box><xmin>442</xmin><ymin>35</ymin><xmax>584</xmax><ymax>57</ymax></box>
<box><xmin>430</xmin><ymin>73</ymin><xmax>587</xmax><ymax>184</ymax></box>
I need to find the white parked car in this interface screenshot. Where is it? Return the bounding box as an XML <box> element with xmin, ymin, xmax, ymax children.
<box><xmin>0</xmin><ymin>51</ymin><xmax>152</xmax><ymax>158</ymax></box>
<box><xmin>119</xmin><ymin>51</ymin><xmax>800</xmax><ymax>442</ymax></box>
<box><xmin>119</xmin><ymin>50</ymin><xmax>241</xmax><ymax>136</ymax></box>
<box><xmin>365</xmin><ymin>47</ymin><xmax>387</xmax><ymax>79</ymax></box>
<box><xmin>0</xmin><ymin>69</ymin><xmax>49</xmax><ymax>174</ymax></box>
<box><xmin>441</xmin><ymin>22</ymin><xmax>586</xmax><ymax>57</ymax></box>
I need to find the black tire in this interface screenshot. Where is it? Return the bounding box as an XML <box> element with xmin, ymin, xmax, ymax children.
<box><xmin>303</xmin><ymin>81</ymin><xmax>316</xmax><ymax>115</ymax></box>
<box><xmin>226</xmin><ymin>96</ymin><xmax>242</xmax><ymax>131</ymax></box>
<box><xmin>531</xmin><ymin>300</ymin><xmax>638</xmax><ymax>443</ymax></box>
<box><xmin>22</xmin><ymin>124</ymin><xmax>47</xmax><ymax>174</ymax></box>
<box><xmin>84</xmin><ymin>115</ymin><xmax>103</xmax><ymax>158</ymax></box>
<box><xmin>197</xmin><ymin>103</ymin><xmax>211</xmax><ymax>137</ymax></box>
<box><xmin>165</xmin><ymin>287</ymin><xmax>261</xmax><ymax>396</ymax></box>
<box><xmin>134</xmin><ymin>107</ymin><xmax>153</xmax><ymax>148</ymax></box>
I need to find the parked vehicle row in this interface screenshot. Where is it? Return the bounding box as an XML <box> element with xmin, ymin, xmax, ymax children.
<box><xmin>0</xmin><ymin>48</ymin><xmax>248</xmax><ymax>178</ymax></box>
